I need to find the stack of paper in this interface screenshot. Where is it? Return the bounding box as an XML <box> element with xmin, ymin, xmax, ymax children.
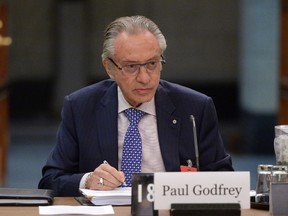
<box><xmin>80</xmin><ymin>187</ymin><xmax>131</xmax><ymax>206</ymax></box>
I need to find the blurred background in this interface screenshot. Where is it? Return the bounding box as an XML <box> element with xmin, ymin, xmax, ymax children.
<box><xmin>0</xmin><ymin>0</ymin><xmax>287</xmax><ymax>190</ymax></box>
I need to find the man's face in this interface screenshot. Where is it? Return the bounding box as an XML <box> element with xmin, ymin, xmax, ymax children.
<box><xmin>103</xmin><ymin>31</ymin><xmax>162</xmax><ymax>107</ymax></box>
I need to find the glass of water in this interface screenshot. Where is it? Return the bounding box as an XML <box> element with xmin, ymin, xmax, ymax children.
<box><xmin>274</xmin><ymin>125</ymin><xmax>288</xmax><ymax>165</ymax></box>
<box><xmin>255</xmin><ymin>164</ymin><xmax>272</xmax><ymax>203</ymax></box>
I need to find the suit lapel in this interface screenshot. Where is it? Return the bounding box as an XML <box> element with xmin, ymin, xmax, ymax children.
<box><xmin>155</xmin><ymin>83</ymin><xmax>181</xmax><ymax>171</ymax></box>
<box><xmin>95</xmin><ymin>83</ymin><xmax>119</xmax><ymax>169</ymax></box>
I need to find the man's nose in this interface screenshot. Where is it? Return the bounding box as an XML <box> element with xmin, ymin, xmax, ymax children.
<box><xmin>136</xmin><ymin>66</ymin><xmax>150</xmax><ymax>83</ymax></box>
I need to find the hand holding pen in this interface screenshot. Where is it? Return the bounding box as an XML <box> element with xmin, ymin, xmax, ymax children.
<box><xmin>85</xmin><ymin>160</ymin><xmax>126</xmax><ymax>190</ymax></box>
<box><xmin>103</xmin><ymin>160</ymin><xmax>127</xmax><ymax>187</ymax></box>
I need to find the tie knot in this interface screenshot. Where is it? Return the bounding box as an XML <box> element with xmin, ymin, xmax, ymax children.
<box><xmin>125</xmin><ymin>108</ymin><xmax>145</xmax><ymax>125</ymax></box>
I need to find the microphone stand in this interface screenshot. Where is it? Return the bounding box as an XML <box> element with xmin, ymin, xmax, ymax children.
<box><xmin>190</xmin><ymin>115</ymin><xmax>200</xmax><ymax>171</ymax></box>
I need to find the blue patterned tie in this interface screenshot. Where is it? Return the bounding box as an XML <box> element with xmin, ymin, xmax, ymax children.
<box><xmin>121</xmin><ymin>108</ymin><xmax>145</xmax><ymax>187</ymax></box>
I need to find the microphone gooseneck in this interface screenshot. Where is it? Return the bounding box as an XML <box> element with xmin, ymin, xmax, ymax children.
<box><xmin>190</xmin><ymin>115</ymin><xmax>200</xmax><ymax>171</ymax></box>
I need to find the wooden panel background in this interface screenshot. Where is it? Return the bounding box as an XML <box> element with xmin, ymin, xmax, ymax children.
<box><xmin>279</xmin><ymin>0</ymin><xmax>288</xmax><ymax>124</ymax></box>
<box><xmin>0</xmin><ymin>2</ymin><xmax>9</xmax><ymax>185</ymax></box>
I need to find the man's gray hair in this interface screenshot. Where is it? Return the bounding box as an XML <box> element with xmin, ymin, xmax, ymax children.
<box><xmin>102</xmin><ymin>15</ymin><xmax>167</xmax><ymax>60</ymax></box>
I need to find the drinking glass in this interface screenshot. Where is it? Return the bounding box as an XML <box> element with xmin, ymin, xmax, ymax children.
<box><xmin>274</xmin><ymin>125</ymin><xmax>288</xmax><ymax>165</ymax></box>
<box><xmin>271</xmin><ymin>165</ymin><xmax>288</xmax><ymax>183</ymax></box>
<box><xmin>255</xmin><ymin>164</ymin><xmax>272</xmax><ymax>203</ymax></box>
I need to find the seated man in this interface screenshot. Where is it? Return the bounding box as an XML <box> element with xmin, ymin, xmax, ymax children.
<box><xmin>39</xmin><ymin>15</ymin><xmax>234</xmax><ymax>196</ymax></box>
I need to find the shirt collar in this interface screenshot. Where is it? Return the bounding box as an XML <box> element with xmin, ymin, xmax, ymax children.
<box><xmin>118</xmin><ymin>86</ymin><xmax>156</xmax><ymax>116</ymax></box>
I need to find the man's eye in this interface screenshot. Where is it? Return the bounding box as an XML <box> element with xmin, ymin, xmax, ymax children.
<box><xmin>148</xmin><ymin>61</ymin><xmax>157</xmax><ymax>66</ymax></box>
<box><xmin>126</xmin><ymin>64</ymin><xmax>137</xmax><ymax>69</ymax></box>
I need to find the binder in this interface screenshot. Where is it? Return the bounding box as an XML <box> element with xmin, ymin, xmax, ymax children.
<box><xmin>0</xmin><ymin>188</ymin><xmax>54</xmax><ymax>206</ymax></box>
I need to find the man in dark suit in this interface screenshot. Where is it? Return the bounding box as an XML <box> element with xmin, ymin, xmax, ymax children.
<box><xmin>39</xmin><ymin>15</ymin><xmax>233</xmax><ymax>196</ymax></box>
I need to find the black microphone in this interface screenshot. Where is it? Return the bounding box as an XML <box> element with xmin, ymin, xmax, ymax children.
<box><xmin>190</xmin><ymin>115</ymin><xmax>200</xmax><ymax>171</ymax></box>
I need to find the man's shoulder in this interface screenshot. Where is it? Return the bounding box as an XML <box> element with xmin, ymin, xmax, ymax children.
<box><xmin>158</xmin><ymin>80</ymin><xmax>209</xmax><ymax>100</ymax></box>
<box><xmin>69</xmin><ymin>79</ymin><xmax>116</xmax><ymax>98</ymax></box>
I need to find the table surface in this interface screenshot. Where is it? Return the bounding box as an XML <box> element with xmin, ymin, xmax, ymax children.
<box><xmin>0</xmin><ymin>197</ymin><xmax>271</xmax><ymax>216</ymax></box>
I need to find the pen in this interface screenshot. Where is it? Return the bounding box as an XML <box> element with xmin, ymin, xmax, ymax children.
<box><xmin>103</xmin><ymin>160</ymin><xmax>108</xmax><ymax>164</ymax></box>
<box><xmin>103</xmin><ymin>160</ymin><xmax>127</xmax><ymax>186</ymax></box>
<box><xmin>121</xmin><ymin>179</ymin><xmax>127</xmax><ymax>187</ymax></box>
<box><xmin>120</xmin><ymin>168</ymin><xmax>127</xmax><ymax>187</ymax></box>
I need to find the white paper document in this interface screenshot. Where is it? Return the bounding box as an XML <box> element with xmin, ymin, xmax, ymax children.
<box><xmin>80</xmin><ymin>187</ymin><xmax>131</xmax><ymax>205</ymax></box>
<box><xmin>39</xmin><ymin>205</ymin><xmax>114</xmax><ymax>215</ymax></box>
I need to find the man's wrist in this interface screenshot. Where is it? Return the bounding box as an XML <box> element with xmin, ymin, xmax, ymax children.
<box><xmin>85</xmin><ymin>172</ymin><xmax>93</xmax><ymax>189</ymax></box>
<box><xmin>79</xmin><ymin>172</ymin><xmax>92</xmax><ymax>189</ymax></box>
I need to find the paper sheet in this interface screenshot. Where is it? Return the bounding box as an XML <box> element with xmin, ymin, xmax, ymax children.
<box><xmin>80</xmin><ymin>187</ymin><xmax>131</xmax><ymax>198</ymax></box>
<box><xmin>39</xmin><ymin>205</ymin><xmax>114</xmax><ymax>215</ymax></box>
<box><xmin>80</xmin><ymin>187</ymin><xmax>131</xmax><ymax>205</ymax></box>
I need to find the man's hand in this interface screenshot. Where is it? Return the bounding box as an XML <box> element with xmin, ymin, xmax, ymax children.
<box><xmin>85</xmin><ymin>163</ymin><xmax>125</xmax><ymax>190</ymax></box>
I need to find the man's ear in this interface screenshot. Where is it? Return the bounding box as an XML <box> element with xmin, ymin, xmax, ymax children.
<box><xmin>102</xmin><ymin>59</ymin><xmax>115</xmax><ymax>79</ymax></box>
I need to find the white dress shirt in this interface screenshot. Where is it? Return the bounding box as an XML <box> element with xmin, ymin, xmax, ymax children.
<box><xmin>117</xmin><ymin>87</ymin><xmax>165</xmax><ymax>173</ymax></box>
<box><xmin>80</xmin><ymin>87</ymin><xmax>165</xmax><ymax>188</ymax></box>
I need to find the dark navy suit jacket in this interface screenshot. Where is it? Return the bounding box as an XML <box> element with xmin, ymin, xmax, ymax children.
<box><xmin>39</xmin><ymin>79</ymin><xmax>233</xmax><ymax>196</ymax></box>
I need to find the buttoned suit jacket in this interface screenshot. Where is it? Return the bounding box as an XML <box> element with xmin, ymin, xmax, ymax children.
<box><xmin>39</xmin><ymin>79</ymin><xmax>233</xmax><ymax>196</ymax></box>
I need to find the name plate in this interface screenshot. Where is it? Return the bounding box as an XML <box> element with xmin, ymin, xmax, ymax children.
<box><xmin>154</xmin><ymin>172</ymin><xmax>250</xmax><ymax>210</ymax></box>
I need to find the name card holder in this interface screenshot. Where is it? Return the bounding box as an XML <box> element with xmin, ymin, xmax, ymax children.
<box><xmin>170</xmin><ymin>203</ymin><xmax>240</xmax><ymax>216</ymax></box>
<box><xmin>154</xmin><ymin>172</ymin><xmax>250</xmax><ymax>210</ymax></box>
<box><xmin>131</xmin><ymin>173</ymin><xmax>157</xmax><ymax>216</ymax></box>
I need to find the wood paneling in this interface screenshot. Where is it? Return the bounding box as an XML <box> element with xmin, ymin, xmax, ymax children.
<box><xmin>0</xmin><ymin>2</ymin><xmax>9</xmax><ymax>185</ymax></box>
<box><xmin>279</xmin><ymin>0</ymin><xmax>288</xmax><ymax>124</ymax></box>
